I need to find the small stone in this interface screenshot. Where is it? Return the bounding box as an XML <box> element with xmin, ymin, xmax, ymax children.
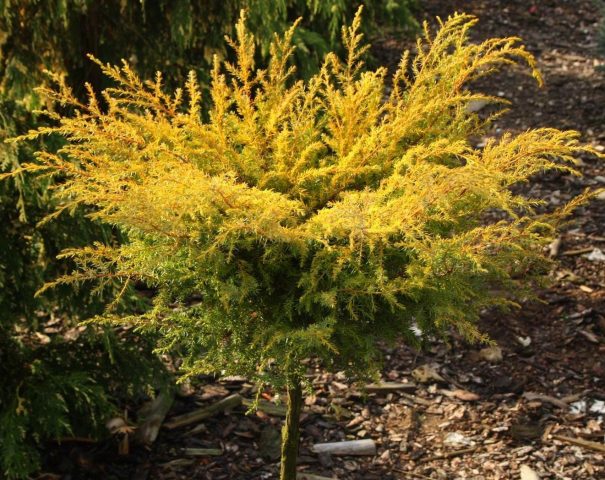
<box><xmin>520</xmin><ymin>464</ymin><xmax>540</xmax><ymax>480</ymax></box>
<box><xmin>479</xmin><ymin>345</ymin><xmax>503</xmax><ymax>363</ymax></box>
<box><xmin>584</xmin><ymin>248</ymin><xmax>605</xmax><ymax>262</ymax></box>
<box><xmin>444</xmin><ymin>431</ymin><xmax>472</xmax><ymax>447</ymax></box>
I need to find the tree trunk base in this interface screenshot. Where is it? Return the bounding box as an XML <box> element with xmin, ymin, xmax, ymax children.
<box><xmin>279</xmin><ymin>379</ymin><xmax>303</xmax><ymax>480</ymax></box>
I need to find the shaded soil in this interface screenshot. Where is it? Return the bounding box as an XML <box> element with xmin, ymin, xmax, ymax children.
<box><xmin>37</xmin><ymin>1</ymin><xmax>605</xmax><ymax>479</ymax></box>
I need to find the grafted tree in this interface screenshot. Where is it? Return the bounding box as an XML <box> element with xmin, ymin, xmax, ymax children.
<box><xmin>8</xmin><ymin>10</ymin><xmax>596</xmax><ymax>479</ymax></box>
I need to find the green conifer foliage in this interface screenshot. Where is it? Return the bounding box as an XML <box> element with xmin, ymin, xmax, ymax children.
<box><xmin>8</xmin><ymin>10</ymin><xmax>596</xmax><ymax>479</ymax></box>
<box><xmin>0</xmin><ymin>99</ymin><xmax>170</xmax><ymax>478</ymax></box>
<box><xmin>0</xmin><ymin>0</ymin><xmax>416</xmax><ymax>103</ymax></box>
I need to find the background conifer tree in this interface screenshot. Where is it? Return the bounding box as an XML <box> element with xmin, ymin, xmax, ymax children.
<box><xmin>7</xmin><ymin>9</ymin><xmax>597</xmax><ymax>480</ymax></box>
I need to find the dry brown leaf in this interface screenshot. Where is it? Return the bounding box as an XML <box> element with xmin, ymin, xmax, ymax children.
<box><xmin>449</xmin><ymin>389</ymin><xmax>480</xmax><ymax>401</ymax></box>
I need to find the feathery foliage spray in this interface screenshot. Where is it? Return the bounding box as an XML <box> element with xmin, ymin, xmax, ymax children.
<box><xmin>6</xmin><ymin>9</ymin><xmax>597</xmax><ymax>479</ymax></box>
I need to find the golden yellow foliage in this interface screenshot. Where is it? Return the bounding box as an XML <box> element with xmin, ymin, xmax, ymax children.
<box><xmin>6</xmin><ymin>9</ymin><xmax>597</xmax><ymax>384</ymax></box>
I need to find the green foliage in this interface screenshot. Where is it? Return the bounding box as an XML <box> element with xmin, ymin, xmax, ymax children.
<box><xmin>0</xmin><ymin>0</ymin><xmax>417</xmax><ymax>104</ymax></box>
<box><xmin>11</xmin><ymin>11</ymin><xmax>596</xmax><ymax>395</ymax></box>
<box><xmin>0</xmin><ymin>326</ymin><xmax>166</xmax><ymax>479</ymax></box>
<box><xmin>0</xmin><ymin>80</ymin><xmax>164</xmax><ymax>480</ymax></box>
<box><xmin>0</xmin><ymin>100</ymin><xmax>114</xmax><ymax>313</ymax></box>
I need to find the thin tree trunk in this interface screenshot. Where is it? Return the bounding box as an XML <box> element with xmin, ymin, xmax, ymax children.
<box><xmin>280</xmin><ymin>378</ymin><xmax>303</xmax><ymax>480</ymax></box>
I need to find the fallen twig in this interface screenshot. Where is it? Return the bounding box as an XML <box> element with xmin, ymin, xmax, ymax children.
<box><xmin>136</xmin><ymin>388</ymin><xmax>175</xmax><ymax>444</ymax></box>
<box><xmin>312</xmin><ymin>439</ymin><xmax>376</xmax><ymax>456</ymax></box>
<box><xmin>242</xmin><ymin>398</ymin><xmax>287</xmax><ymax>416</ymax></box>
<box><xmin>578</xmin><ymin>329</ymin><xmax>601</xmax><ymax>344</ymax></box>
<box><xmin>562</xmin><ymin>247</ymin><xmax>593</xmax><ymax>256</ymax></box>
<box><xmin>164</xmin><ymin>394</ymin><xmax>243</xmax><ymax>430</ymax></box>
<box><xmin>552</xmin><ymin>434</ymin><xmax>605</xmax><ymax>453</ymax></box>
<box><xmin>365</xmin><ymin>382</ymin><xmax>417</xmax><ymax>393</ymax></box>
<box><xmin>522</xmin><ymin>392</ymin><xmax>568</xmax><ymax>409</ymax></box>
<box><xmin>182</xmin><ymin>447</ymin><xmax>222</xmax><ymax>456</ymax></box>
<box><xmin>423</xmin><ymin>446</ymin><xmax>479</xmax><ymax>462</ymax></box>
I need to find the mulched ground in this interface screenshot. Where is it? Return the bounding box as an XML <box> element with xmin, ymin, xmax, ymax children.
<box><xmin>38</xmin><ymin>1</ymin><xmax>605</xmax><ymax>479</ymax></box>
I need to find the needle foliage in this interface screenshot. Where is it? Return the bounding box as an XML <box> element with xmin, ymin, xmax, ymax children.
<box><xmin>11</xmin><ymin>9</ymin><xmax>593</xmax><ymax>383</ymax></box>
<box><xmin>0</xmin><ymin>0</ymin><xmax>416</xmax><ymax>104</ymax></box>
<box><xmin>7</xmin><ymin>9</ymin><xmax>595</xmax><ymax>477</ymax></box>
<box><xmin>0</xmin><ymin>102</ymin><xmax>168</xmax><ymax>479</ymax></box>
